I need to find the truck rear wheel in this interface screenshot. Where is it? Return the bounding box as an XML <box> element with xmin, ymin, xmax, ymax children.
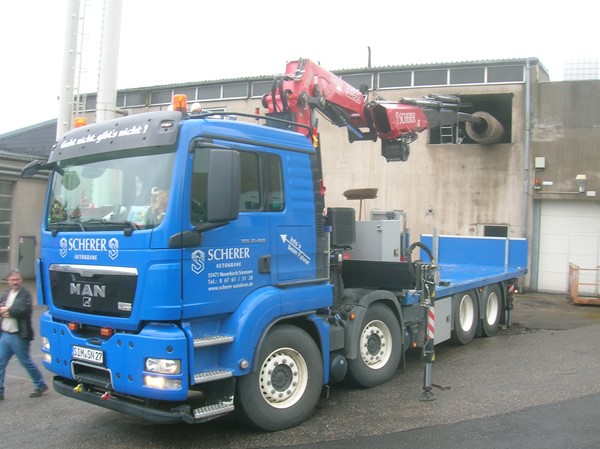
<box><xmin>236</xmin><ymin>324</ymin><xmax>323</xmax><ymax>431</ymax></box>
<box><xmin>478</xmin><ymin>285</ymin><xmax>502</xmax><ymax>337</ymax></box>
<box><xmin>451</xmin><ymin>291</ymin><xmax>479</xmax><ymax>345</ymax></box>
<box><xmin>347</xmin><ymin>303</ymin><xmax>402</xmax><ymax>388</ymax></box>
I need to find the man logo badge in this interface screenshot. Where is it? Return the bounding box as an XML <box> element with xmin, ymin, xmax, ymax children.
<box><xmin>82</xmin><ymin>297</ymin><xmax>92</xmax><ymax>307</ymax></box>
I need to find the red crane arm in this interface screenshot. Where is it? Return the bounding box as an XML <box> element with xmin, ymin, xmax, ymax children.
<box><xmin>261</xmin><ymin>59</ymin><xmax>368</xmax><ymax>133</ymax></box>
<box><xmin>262</xmin><ymin>58</ymin><xmax>503</xmax><ymax>161</ymax></box>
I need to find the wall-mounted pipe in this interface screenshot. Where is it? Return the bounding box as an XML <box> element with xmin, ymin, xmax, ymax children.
<box><xmin>523</xmin><ymin>60</ymin><xmax>532</xmax><ymax>237</ymax></box>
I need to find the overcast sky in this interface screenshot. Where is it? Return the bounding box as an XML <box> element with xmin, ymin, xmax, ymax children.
<box><xmin>0</xmin><ymin>0</ymin><xmax>598</xmax><ymax>135</ymax></box>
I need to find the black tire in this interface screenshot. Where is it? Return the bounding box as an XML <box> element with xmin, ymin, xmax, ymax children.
<box><xmin>347</xmin><ymin>303</ymin><xmax>402</xmax><ymax>388</ymax></box>
<box><xmin>477</xmin><ymin>285</ymin><xmax>502</xmax><ymax>337</ymax></box>
<box><xmin>450</xmin><ymin>291</ymin><xmax>479</xmax><ymax>345</ymax></box>
<box><xmin>236</xmin><ymin>324</ymin><xmax>323</xmax><ymax>431</ymax></box>
<box><xmin>465</xmin><ymin>111</ymin><xmax>505</xmax><ymax>144</ymax></box>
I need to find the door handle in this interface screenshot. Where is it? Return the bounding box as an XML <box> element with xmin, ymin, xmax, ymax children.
<box><xmin>259</xmin><ymin>255</ymin><xmax>271</xmax><ymax>274</ymax></box>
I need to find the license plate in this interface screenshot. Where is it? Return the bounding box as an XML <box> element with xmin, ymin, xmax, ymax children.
<box><xmin>72</xmin><ymin>346</ymin><xmax>104</xmax><ymax>365</ymax></box>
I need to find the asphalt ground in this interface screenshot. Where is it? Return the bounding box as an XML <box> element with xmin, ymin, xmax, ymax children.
<box><xmin>2</xmin><ymin>282</ymin><xmax>600</xmax><ymax>449</ymax></box>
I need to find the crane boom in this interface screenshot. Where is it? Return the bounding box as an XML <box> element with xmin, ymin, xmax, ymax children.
<box><xmin>262</xmin><ymin>58</ymin><xmax>504</xmax><ymax>161</ymax></box>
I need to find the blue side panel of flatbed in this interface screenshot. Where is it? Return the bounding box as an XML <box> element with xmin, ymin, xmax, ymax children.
<box><xmin>420</xmin><ymin>235</ymin><xmax>528</xmax><ymax>297</ymax></box>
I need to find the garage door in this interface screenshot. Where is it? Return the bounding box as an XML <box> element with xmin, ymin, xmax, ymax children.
<box><xmin>537</xmin><ymin>200</ymin><xmax>600</xmax><ymax>293</ymax></box>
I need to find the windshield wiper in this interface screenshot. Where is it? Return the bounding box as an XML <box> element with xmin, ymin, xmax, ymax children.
<box><xmin>101</xmin><ymin>219</ymin><xmax>141</xmax><ymax>230</ymax></box>
<box><xmin>48</xmin><ymin>221</ymin><xmax>88</xmax><ymax>236</ymax></box>
<box><xmin>49</xmin><ymin>219</ymin><xmax>141</xmax><ymax>236</ymax></box>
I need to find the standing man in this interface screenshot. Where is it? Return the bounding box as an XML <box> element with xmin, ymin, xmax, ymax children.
<box><xmin>0</xmin><ymin>269</ymin><xmax>48</xmax><ymax>400</ymax></box>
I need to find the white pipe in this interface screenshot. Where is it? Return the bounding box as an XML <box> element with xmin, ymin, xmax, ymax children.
<box><xmin>96</xmin><ymin>0</ymin><xmax>123</xmax><ymax>123</ymax></box>
<box><xmin>522</xmin><ymin>59</ymin><xmax>531</xmax><ymax>237</ymax></box>
<box><xmin>56</xmin><ymin>0</ymin><xmax>80</xmax><ymax>140</ymax></box>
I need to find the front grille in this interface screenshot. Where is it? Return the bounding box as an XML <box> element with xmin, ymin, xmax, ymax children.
<box><xmin>50</xmin><ymin>264</ymin><xmax>138</xmax><ymax>318</ymax></box>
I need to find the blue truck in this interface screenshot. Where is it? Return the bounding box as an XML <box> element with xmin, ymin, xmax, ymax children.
<box><xmin>21</xmin><ymin>60</ymin><xmax>526</xmax><ymax>431</ymax></box>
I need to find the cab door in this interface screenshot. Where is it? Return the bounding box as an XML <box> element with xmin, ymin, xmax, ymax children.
<box><xmin>180</xmin><ymin>144</ymin><xmax>275</xmax><ymax>318</ymax></box>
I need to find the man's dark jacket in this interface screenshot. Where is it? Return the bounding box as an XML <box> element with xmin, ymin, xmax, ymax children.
<box><xmin>0</xmin><ymin>288</ymin><xmax>34</xmax><ymax>341</ymax></box>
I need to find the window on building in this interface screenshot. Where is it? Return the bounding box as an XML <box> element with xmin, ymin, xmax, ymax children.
<box><xmin>83</xmin><ymin>62</ymin><xmax>527</xmax><ymax>113</ymax></box>
<box><xmin>483</xmin><ymin>225</ymin><xmax>508</xmax><ymax>238</ymax></box>
<box><xmin>0</xmin><ymin>181</ymin><xmax>13</xmax><ymax>272</ymax></box>
<box><xmin>414</xmin><ymin>69</ymin><xmax>448</xmax><ymax>86</ymax></box>
<box><xmin>487</xmin><ymin>65</ymin><xmax>524</xmax><ymax>83</ymax></box>
<box><xmin>174</xmin><ymin>87</ymin><xmax>197</xmax><ymax>101</ymax></box>
<box><xmin>85</xmin><ymin>95</ymin><xmax>97</xmax><ymax>111</ymax></box>
<box><xmin>252</xmin><ymin>81</ymin><xmax>272</xmax><ymax>98</ymax></box>
<box><xmin>379</xmin><ymin>71</ymin><xmax>412</xmax><ymax>88</ymax></box>
<box><xmin>198</xmin><ymin>85</ymin><xmax>222</xmax><ymax>100</ymax></box>
<box><xmin>125</xmin><ymin>92</ymin><xmax>147</xmax><ymax>107</ymax></box>
<box><xmin>223</xmin><ymin>83</ymin><xmax>248</xmax><ymax>99</ymax></box>
<box><xmin>84</xmin><ymin>93</ymin><xmax>125</xmax><ymax>111</ymax></box>
<box><xmin>151</xmin><ymin>89</ymin><xmax>173</xmax><ymax>105</ymax></box>
<box><xmin>450</xmin><ymin>67</ymin><xmax>485</xmax><ymax>85</ymax></box>
<box><xmin>340</xmin><ymin>73</ymin><xmax>372</xmax><ymax>90</ymax></box>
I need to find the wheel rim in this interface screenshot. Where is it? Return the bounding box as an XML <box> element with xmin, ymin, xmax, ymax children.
<box><xmin>259</xmin><ymin>347</ymin><xmax>308</xmax><ymax>409</ymax></box>
<box><xmin>485</xmin><ymin>292</ymin><xmax>499</xmax><ymax>325</ymax></box>
<box><xmin>459</xmin><ymin>295</ymin><xmax>475</xmax><ymax>331</ymax></box>
<box><xmin>359</xmin><ymin>319</ymin><xmax>392</xmax><ymax>370</ymax></box>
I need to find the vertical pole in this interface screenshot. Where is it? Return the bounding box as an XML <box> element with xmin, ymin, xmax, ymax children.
<box><xmin>57</xmin><ymin>0</ymin><xmax>80</xmax><ymax>140</ymax></box>
<box><xmin>506</xmin><ymin>283</ymin><xmax>515</xmax><ymax>328</ymax></box>
<box><xmin>419</xmin><ymin>305</ymin><xmax>436</xmax><ymax>401</ymax></box>
<box><xmin>523</xmin><ymin>59</ymin><xmax>531</xmax><ymax>238</ymax></box>
<box><xmin>96</xmin><ymin>0</ymin><xmax>123</xmax><ymax>123</ymax></box>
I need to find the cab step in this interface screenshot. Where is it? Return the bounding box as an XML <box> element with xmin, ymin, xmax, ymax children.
<box><xmin>193</xmin><ymin>402</ymin><xmax>235</xmax><ymax>421</ymax></box>
<box><xmin>193</xmin><ymin>335</ymin><xmax>234</xmax><ymax>348</ymax></box>
<box><xmin>193</xmin><ymin>369</ymin><xmax>233</xmax><ymax>384</ymax></box>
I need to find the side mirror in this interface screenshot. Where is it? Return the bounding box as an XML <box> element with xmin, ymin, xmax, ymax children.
<box><xmin>206</xmin><ymin>149</ymin><xmax>240</xmax><ymax>223</ymax></box>
<box><xmin>21</xmin><ymin>160</ymin><xmax>48</xmax><ymax>178</ymax></box>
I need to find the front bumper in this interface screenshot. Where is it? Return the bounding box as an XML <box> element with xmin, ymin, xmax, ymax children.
<box><xmin>53</xmin><ymin>376</ymin><xmax>196</xmax><ymax>424</ymax></box>
<box><xmin>40</xmin><ymin>313</ymin><xmax>189</xmax><ymax>402</ymax></box>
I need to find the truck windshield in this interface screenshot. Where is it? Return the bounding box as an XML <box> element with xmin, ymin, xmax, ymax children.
<box><xmin>47</xmin><ymin>148</ymin><xmax>176</xmax><ymax>232</ymax></box>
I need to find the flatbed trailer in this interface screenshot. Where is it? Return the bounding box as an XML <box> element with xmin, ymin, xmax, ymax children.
<box><xmin>341</xmin><ymin>233</ymin><xmax>527</xmax><ymax>346</ymax></box>
<box><xmin>423</xmin><ymin>234</ymin><xmax>527</xmax><ymax>338</ymax></box>
<box><xmin>423</xmin><ymin>234</ymin><xmax>527</xmax><ymax>296</ymax></box>
<box><xmin>338</xmin><ymin>231</ymin><xmax>526</xmax><ymax>401</ymax></box>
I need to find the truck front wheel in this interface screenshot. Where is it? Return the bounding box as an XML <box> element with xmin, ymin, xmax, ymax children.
<box><xmin>451</xmin><ymin>291</ymin><xmax>479</xmax><ymax>345</ymax></box>
<box><xmin>236</xmin><ymin>324</ymin><xmax>323</xmax><ymax>431</ymax></box>
<box><xmin>347</xmin><ymin>303</ymin><xmax>402</xmax><ymax>388</ymax></box>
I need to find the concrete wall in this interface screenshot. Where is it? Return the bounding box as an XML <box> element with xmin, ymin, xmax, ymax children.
<box><xmin>317</xmin><ymin>82</ymin><xmax>527</xmax><ymax>240</ymax></box>
<box><xmin>531</xmin><ymin>80</ymin><xmax>600</xmax><ymax>200</ymax></box>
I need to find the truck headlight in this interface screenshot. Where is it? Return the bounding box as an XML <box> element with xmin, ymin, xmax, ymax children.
<box><xmin>145</xmin><ymin>357</ymin><xmax>181</xmax><ymax>374</ymax></box>
<box><xmin>144</xmin><ymin>375</ymin><xmax>182</xmax><ymax>390</ymax></box>
<box><xmin>42</xmin><ymin>336</ymin><xmax>50</xmax><ymax>351</ymax></box>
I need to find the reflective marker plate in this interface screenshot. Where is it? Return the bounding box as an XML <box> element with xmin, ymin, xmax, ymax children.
<box><xmin>72</xmin><ymin>346</ymin><xmax>104</xmax><ymax>365</ymax></box>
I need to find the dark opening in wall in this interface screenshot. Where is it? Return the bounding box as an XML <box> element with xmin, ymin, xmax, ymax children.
<box><xmin>483</xmin><ymin>225</ymin><xmax>509</xmax><ymax>237</ymax></box>
<box><xmin>429</xmin><ymin>93</ymin><xmax>513</xmax><ymax>145</ymax></box>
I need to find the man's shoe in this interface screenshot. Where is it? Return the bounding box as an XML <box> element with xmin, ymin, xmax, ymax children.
<box><xmin>29</xmin><ymin>385</ymin><xmax>48</xmax><ymax>398</ymax></box>
<box><xmin>0</xmin><ymin>393</ymin><xmax>4</xmax><ymax>400</ymax></box>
